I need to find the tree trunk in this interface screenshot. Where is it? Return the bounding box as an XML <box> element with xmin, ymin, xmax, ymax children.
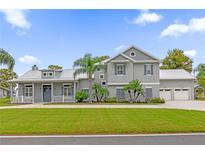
<box><xmin>88</xmin><ymin>78</ymin><xmax>92</xmax><ymax>103</ymax></box>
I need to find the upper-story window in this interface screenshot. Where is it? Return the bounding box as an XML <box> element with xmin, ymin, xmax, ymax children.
<box><xmin>144</xmin><ymin>64</ymin><xmax>153</xmax><ymax>75</ymax></box>
<box><xmin>99</xmin><ymin>74</ymin><xmax>104</xmax><ymax>79</ymax></box>
<box><xmin>115</xmin><ymin>64</ymin><xmax>126</xmax><ymax>75</ymax></box>
<box><xmin>130</xmin><ymin>51</ymin><xmax>136</xmax><ymax>57</ymax></box>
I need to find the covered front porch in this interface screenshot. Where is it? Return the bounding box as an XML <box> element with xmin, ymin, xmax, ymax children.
<box><xmin>11</xmin><ymin>82</ymin><xmax>77</xmax><ymax>103</ymax></box>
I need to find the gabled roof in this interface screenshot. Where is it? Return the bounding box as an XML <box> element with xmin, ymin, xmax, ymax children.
<box><xmin>105</xmin><ymin>45</ymin><xmax>159</xmax><ymax>63</ymax></box>
<box><xmin>122</xmin><ymin>45</ymin><xmax>160</xmax><ymax>61</ymax></box>
<box><xmin>160</xmin><ymin>69</ymin><xmax>195</xmax><ymax>80</ymax></box>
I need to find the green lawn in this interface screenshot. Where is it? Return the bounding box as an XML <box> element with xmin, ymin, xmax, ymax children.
<box><xmin>44</xmin><ymin>102</ymin><xmax>160</xmax><ymax>105</ymax></box>
<box><xmin>0</xmin><ymin>108</ymin><xmax>205</xmax><ymax>135</ymax></box>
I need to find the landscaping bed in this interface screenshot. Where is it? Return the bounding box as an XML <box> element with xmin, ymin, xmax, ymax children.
<box><xmin>0</xmin><ymin>108</ymin><xmax>205</xmax><ymax>135</ymax></box>
<box><xmin>0</xmin><ymin>98</ymin><xmax>21</xmax><ymax>106</ymax></box>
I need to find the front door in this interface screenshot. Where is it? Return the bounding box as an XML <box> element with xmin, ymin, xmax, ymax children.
<box><xmin>43</xmin><ymin>85</ymin><xmax>51</xmax><ymax>102</ymax></box>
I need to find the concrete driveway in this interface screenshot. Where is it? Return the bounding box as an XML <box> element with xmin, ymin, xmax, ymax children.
<box><xmin>162</xmin><ymin>100</ymin><xmax>205</xmax><ymax>111</ymax></box>
<box><xmin>0</xmin><ymin>100</ymin><xmax>205</xmax><ymax>111</ymax></box>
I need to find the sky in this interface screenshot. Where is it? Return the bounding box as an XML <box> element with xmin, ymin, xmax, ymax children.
<box><xmin>0</xmin><ymin>9</ymin><xmax>205</xmax><ymax>75</ymax></box>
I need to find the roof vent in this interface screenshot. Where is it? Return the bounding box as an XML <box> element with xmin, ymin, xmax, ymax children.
<box><xmin>32</xmin><ymin>65</ymin><xmax>38</xmax><ymax>71</ymax></box>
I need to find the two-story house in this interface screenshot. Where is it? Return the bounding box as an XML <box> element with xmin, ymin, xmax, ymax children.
<box><xmin>10</xmin><ymin>46</ymin><xmax>195</xmax><ymax>103</ymax></box>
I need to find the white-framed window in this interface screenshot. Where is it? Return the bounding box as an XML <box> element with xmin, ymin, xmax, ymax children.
<box><xmin>144</xmin><ymin>64</ymin><xmax>153</xmax><ymax>75</ymax></box>
<box><xmin>99</xmin><ymin>74</ymin><xmax>104</xmax><ymax>79</ymax></box>
<box><xmin>42</xmin><ymin>71</ymin><xmax>54</xmax><ymax>77</ymax></box>
<box><xmin>101</xmin><ymin>80</ymin><xmax>106</xmax><ymax>86</ymax></box>
<box><xmin>24</xmin><ymin>85</ymin><xmax>33</xmax><ymax>97</ymax></box>
<box><xmin>97</xmin><ymin>68</ymin><xmax>101</xmax><ymax>71</ymax></box>
<box><xmin>116</xmin><ymin>88</ymin><xmax>125</xmax><ymax>99</ymax></box>
<box><xmin>115</xmin><ymin>64</ymin><xmax>126</xmax><ymax>75</ymax></box>
<box><xmin>130</xmin><ymin>51</ymin><xmax>136</xmax><ymax>57</ymax></box>
<box><xmin>63</xmin><ymin>85</ymin><xmax>73</xmax><ymax>97</ymax></box>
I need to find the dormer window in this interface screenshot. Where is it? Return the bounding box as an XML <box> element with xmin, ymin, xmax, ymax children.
<box><xmin>42</xmin><ymin>71</ymin><xmax>54</xmax><ymax>77</ymax></box>
<box><xmin>49</xmin><ymin>72</ymin><xmax>53</xmax><ymax>76</ymax></box>
<box><xmin>130</xmin><ymin>51</ymin><xmax>136</xmax><ymax>57</ymax></box>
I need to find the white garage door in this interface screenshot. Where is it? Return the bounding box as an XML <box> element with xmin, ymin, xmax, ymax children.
<box><xmin>160</xmin><ymin>89</ymin><xmax>172</xmax><ymax>100</ymax></box>
<box><xmin>174</xmin><ymin>89</ymin><xmax>189</xmax><ymax>100</ymax></box>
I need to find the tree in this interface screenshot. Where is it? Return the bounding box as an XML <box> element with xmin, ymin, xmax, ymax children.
<box><xmin>0</xmin><ymin>69</ymin><xmax>17</xmax><ymax>88</ymax></box>
<box><xmin>0</xmin><ymin>48</ymin><xmax>15</xmax><ymax>70</ymax></box>
<box><xmin>73</xmin><ymin>53</ymin><xmax>105</xmax><ymax>102</ymax></box>
<box><xmin>92</xmin><ymin>83</ymin><xmax>109</xmax><ymax>102</ymax></box>
<box><xmin>48</xmin><ymin>65</ymin><xmax>63</xmax><ymax>70</ymax></box>
<box><xmin>160</xmin><ymin>49</ymin><xmax>193</xmax><ymax>73</ymax></box>
<box><xmin>194</xmin><ymin>63</ymin><xmax>205</xmax><ymax>97</ymax></box>
<box><xmin>123</xmin><ymin>80</ymin><xmax>144</xmax><ymax>103</ymax></box>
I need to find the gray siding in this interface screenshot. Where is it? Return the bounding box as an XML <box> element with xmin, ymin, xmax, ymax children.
<box><xmin>123</xmin><ymin>48</ymin><xmax>155</xmax><ymax>61</ymax></box>
<box><xmin>133</xmin><ymin>63</ymin><xmax>159</xmax><ymax>83</ymax></box>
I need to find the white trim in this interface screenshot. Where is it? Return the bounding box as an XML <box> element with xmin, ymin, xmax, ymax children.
<box><xmin>99</xmin><ymin>73</ymin><xmax>104</xmax><ymax>79</ymax></box>
<box><xmin>32</xmin><ymin>83</ymin><xmax>34</xmax><ymax>103</ymax></box>
<box><xmin>107</xmin><ymin>82</ymin><xmax>160</xmax><ymax>86</ymax></box>
<box><xmin>101</xmin><ymin>80</ymin><xmax>106</xmax><ymax>86</ymax></box>
<box><xmin>41</xmin><ymin>84</ymin><xmax>52</xmax><ymax>102</ymax></box>
<box><xmin>130</xmin><ymin>51</ymin><xmax>136</xmax><ymax>57</ymax></box>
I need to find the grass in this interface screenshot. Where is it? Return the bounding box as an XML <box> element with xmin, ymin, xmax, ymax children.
<box><xmin>0</xmin><ymin>108</ymin><xmax>205</xmax><ymax>135</ymax></box>
<box><xmin>44</xmin><ymin>102</ymin><xmax>161</xmax><ymax>105</ymax></box>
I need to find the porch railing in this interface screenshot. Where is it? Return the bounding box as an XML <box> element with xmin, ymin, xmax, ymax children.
<box><xmin>52</xmin><ymin>96</ymin><xmax>74</xmax><ymax>102</ymax></box>
<box><xmin>12</xmin><ymin>95</ymin><xmax>75</xmax><ymax>103</ymax></box>
<box><xmin>12</xmin><ymin>96</ymin><xmax>33</xmax><ymax>104</ymax></box>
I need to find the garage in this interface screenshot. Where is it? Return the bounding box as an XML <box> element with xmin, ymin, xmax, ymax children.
<box><xmin>159</xmin><ymin>89</ymin><xmax>172</xmax><ymax>100</ymax></box>
<box><xmin>174</xmin><ymin>89</ymin><xmax>189</xmax><ymax>100</ymax></box>
<box><xmin>160</xmin><ymin>69</ymin><xmax>195</xmax><ymax>101</ymax></box>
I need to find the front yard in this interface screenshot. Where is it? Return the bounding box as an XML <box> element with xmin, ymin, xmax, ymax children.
<box><xmin>0</xmin><ymin>108</ymin><xmax>205</xmax><ymax>135</ymax></box>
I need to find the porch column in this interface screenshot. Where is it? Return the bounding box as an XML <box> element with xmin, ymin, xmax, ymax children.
<box><xmin>73</xmin><ymin>81</ymin><xmax>76</xmax><ymax>102</ymax></box>
<box><xmin>32</xmin><ymin>83</ymin><xmax>34</xmax><ymax>103</ymax></box>
<box><xmin>51</xmin><ymin>82</ymin><xmax>54</xmax><ymax>102</ymax></box>
<box><xmin>10</xmin><ymin>83</ymin><xmax>13</xmax><ymax>103</ymax></box>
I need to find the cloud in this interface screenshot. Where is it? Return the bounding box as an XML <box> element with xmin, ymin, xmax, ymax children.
<box><xmin>184</xmin><ymin>49</ymin><xmax>197</xmax><ymax>58</ymax></box>
<box><xmin>133</xmin><ymin>12</ymin><xmax>163</xmax><ymax>25</ymax></box>
<box><xmin>0</xmin><ymin>10</ymin><xmax>31</xmax><ymax>29</ymax></box>
<box><xmin>160</xmin><ymin>24</ymin><xmax>189</xmax><ymax>37</ymax></box>
<box><xmin>160</xmin><ymin>17</ymin><xmax>205</xmax><ymax>37</ymax></box>
<box><xmin>19</xmin><ymin>55</ymin><xmax>40</xmax><ymax>64</ymax></box>
<box><xmin>114</xmin><ymin>45</ymin><xmax>127</xmax><ymax>52</ymax></box>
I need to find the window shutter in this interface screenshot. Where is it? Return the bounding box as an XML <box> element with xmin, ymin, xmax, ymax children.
<box><xmin>115</xmin><ymin>65</ymin><xmax>117</xmax><ymax>75</ymax></box>
<box><xmin>151</xmin><ymin>65</ymin><xmax>153</xmax><ymax>75</ymax></box>
<box><xmin>144</xmin><ymin>65</ymin><xmax>147</xmax><ymax>75</ymax></box>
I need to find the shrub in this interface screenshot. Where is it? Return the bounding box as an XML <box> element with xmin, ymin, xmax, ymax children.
<box><xmin>0</xmin><ymin>97</ymin><xmax>11</xmax><ymax>104</ymax></box>
<box><xmin>148</xmin><ymin>98</ymin><xmax>165</xmax><ymax>104</ymax></box>
<box><xmin>92</xmin><ymin>83</ymin><xmax>109</xmax><ymax>102</ymax></box>
<box><xmin>75</xmin><ymin>91</ymin><xmax>88</xmax><ymax>102</ymax></box>
<box><xmin>104</xmin><ymin>97</ymin><xmax>117</xmax><ymax>103</ymax></box>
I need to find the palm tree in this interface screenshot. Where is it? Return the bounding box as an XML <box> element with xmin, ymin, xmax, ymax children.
<box><xmin>123</xmin><ymin>80</ymin><xmax>144</xmax><ymax>103</ymax></box>
<box><xmin>73</xmin><ymin>53</ymin><xmax>105</xmax><ymax>102</ymax></box>
<box><xmin>0</xmin><ymin>49</ymin><xmax>15</xmax><ymax>70</ymax></box>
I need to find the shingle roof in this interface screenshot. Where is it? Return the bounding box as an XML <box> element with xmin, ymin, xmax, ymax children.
<box><xmin>160</xmin><ymin>69</ymin><xmax>195</xmax><ymax>80</ymax></box>
<box><xmin>11</xmin><ymin>69</ymin><xmax>91</xmax><ymax>82</ymax></box>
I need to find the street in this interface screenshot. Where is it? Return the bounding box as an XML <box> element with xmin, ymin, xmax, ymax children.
<box><xmin>1</xmin><ymin>134</ymin><xmax>205</xmax><ymax>145</ymax></box>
